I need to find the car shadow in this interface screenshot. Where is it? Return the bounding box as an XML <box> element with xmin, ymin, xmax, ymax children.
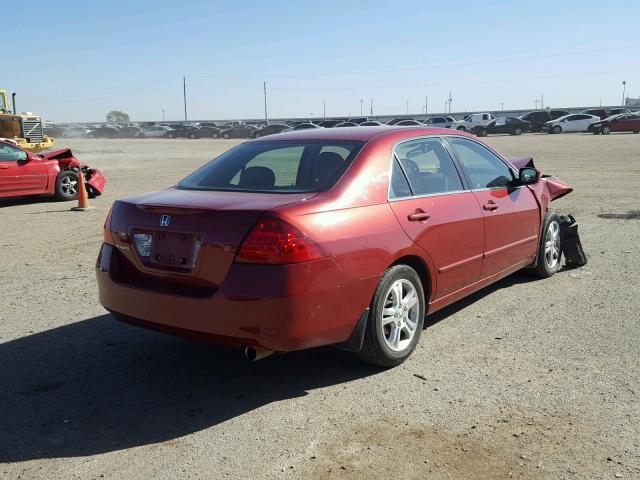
<box><xmin>0</xmin><ymin>314</ymin><xmax>380</xmax><ymax>462</ymax></box>
<box><xmin>425</xmin><ymin>270</ymin><xmax>538</xmax><ymax>328</ymax></box>
<box><xmin>0</xmin><ymin>196</ymin><xmax>58</xmax><ymax>208</ymax></box>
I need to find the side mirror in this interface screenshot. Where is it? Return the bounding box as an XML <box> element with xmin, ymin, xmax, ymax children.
<box><xmin>519</xmin><ymin>167</ymin><xmax>538</xmax><ymax>185</ymax></box>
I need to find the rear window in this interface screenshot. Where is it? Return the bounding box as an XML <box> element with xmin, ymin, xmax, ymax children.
<box><xmin>177</xmin><ymin>141</ymin><xmax>364</xmax><ymax>193</ymax></box>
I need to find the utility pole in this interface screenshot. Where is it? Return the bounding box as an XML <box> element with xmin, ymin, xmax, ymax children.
<box><xmin>500</xmin><ymin>103</ymin><xmax>504</xmax><ymax>111</ymax></box>
<box><xmin>370</xmin><ymin>99</ymin><xmax>373</xmax><ymax>116</ymax></box>
<box><xmin>323</xmin><ymin>100</ymin><xmax>326</xmax><ymax>120</ymax></box>
<box><xmin>534</xmin><ymin>99</ymin><xmax>540</xmax><ymax>109</ymax></box>
<box><xmin>448</xmin><ymin>91</ymin><xmax>452</xmax><ymax>114</ymax></box>
<box><xmin>541</xmin><ymin>93</ymin><xmax>544</xmax><ymax>110</ymax></box>
<box><xmin>622</xmin><ymin>80</ymin><xmax>627</xmax><ymax>106</ymax></box>
<box><xmin>360</xmin><ymin>99</ymin><xmax>363</xmax><ymax>116</ymax></box>
<box><xmin>183</xmin><ymin>76</ymin><xmax>188</xmax><ymax>122</ymax></box>
<box><xmin>162</xmin><ymin>108</ymin><xmax>165</xmax><ymax>121</ymax></box>
<box><xmin>425</xmin><ymin>96</ymin><xmax>428</xmax><ymax>116</ymax></box>
<box><xmin>406</xmin><ymin>100</ymin><xmax>409</xmax><ymax>115</ymax></box>
<box><xmin>263</xmin><ymin>81</ymin><xmax>268</xmax><ymax>125</ymax></box>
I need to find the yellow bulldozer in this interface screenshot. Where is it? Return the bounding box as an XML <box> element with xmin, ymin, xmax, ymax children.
<box><xmin>0</xmin><ymin>88</ymin><xmax>54</xmax><ymax>151</ymax></box>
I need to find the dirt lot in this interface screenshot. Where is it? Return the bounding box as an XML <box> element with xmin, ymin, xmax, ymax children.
<box><xmin>1</xmin><ymin>134</ymin><xmax>639</xmax><ymax>479</ymax></box>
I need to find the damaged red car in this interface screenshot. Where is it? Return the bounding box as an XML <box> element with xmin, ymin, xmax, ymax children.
<box><xmin>97</xmin><ymin>127</ymin><xmax>571</xmax><ymax>367</ymax></box>
<box><xmin>0</xmin><ymin>139</ymin><xmax>106</xmax><ymax>201</ymax></box>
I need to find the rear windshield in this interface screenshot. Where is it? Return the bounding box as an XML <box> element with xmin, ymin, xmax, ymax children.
<box><xmin>177</xmin><ymin>140</ymin><xmax>364</xmax><ymax>193</ymax></box>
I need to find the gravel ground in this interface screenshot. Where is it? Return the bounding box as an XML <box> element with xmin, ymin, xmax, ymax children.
<box><xmin>1</xmin><ymin>134</ymin><xmax>638</xmax><ymax>479</ymax></box>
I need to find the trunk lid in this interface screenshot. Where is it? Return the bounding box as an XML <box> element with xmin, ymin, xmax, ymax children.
<box><xmin>108</xmin><ymin>188</ymin><xmax>314</xmax><ymax>291</ymax></box>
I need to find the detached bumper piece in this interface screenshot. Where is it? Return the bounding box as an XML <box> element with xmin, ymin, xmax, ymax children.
<box><xmin>559</xmin><ymin>214</ymin><xmax>587</xmax><ymax>268</ymax></box>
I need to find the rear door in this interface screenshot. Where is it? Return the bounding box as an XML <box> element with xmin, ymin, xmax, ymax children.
<box><xmin>446</xmin><ymin>136</ymin><xmax>540</xmax><ymax>279</ymax></box>
<box><xmin>388</xmin><ymin>137</ymin><xmax>484</xmax><ymax>299</ymax></box>
<box><xmin>0</xmin><ymin>143</ymin><xmax>48</xmax><ymax>195</ymax></box>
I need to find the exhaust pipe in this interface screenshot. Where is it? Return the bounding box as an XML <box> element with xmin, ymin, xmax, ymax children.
<box><xmin>244</xmin><ymin>346</ymin><xmax>274</xmax><ymax>361</ymax></box>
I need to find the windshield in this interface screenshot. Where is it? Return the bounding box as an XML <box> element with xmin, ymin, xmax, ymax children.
<box><xmin>177</xmin><ymin>140</ymin><xmax>364</xmax><ymax>193</ymax></box>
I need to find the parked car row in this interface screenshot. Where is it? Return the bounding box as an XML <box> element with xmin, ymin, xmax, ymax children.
<box><xmin>45</xmin><ymin>108</ymin><xmax>640</xmax><ymax>141</ymax></box>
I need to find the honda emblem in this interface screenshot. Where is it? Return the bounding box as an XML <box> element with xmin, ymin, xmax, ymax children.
<box><xmin>160</xmin><ymin>215</ymin><xmax>171</xmax><ymax>227</ymax></box>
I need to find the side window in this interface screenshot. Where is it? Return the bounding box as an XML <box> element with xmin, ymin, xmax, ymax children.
<box><xmin>0</xmin><ymin>144</ymin><xmax>27</xmax><ymax>162</ymax></box>
<box><xmin>389</xmin><ymin>157</ymin><xmax>412</xmax><ymax>199</ymax></box>
<box><xmin>393</xmin><ymin>138</ymin><xmax>463</xmax><ymax>196</ymax></box>
<box><xmin>448</xmin><ymin>137</ymin><xmax>514</xmax><ymax>189</ymax></box>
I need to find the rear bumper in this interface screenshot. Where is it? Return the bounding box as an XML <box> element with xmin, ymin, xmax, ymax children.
<box><xmin>96</xmin><ymin>243</ymin><xmax>376</xmax><ymax>351</ymax></box>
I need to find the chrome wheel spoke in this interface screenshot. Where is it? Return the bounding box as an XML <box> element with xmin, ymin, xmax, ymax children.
<box><xmin>388</xmin><ymin>324</ymin><xmax>401</xmax><ymax>348</ymax></box>
<box><xmin>403</xmin><ymin>290</ymin><xmax>418</xmax><ymax>309</ymax></box>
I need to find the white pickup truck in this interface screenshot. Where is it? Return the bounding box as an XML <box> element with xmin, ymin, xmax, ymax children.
<box><xmin>455</xmin><ymin>113</ymin><xmax>496</xmax><ymax>132</ymax></box>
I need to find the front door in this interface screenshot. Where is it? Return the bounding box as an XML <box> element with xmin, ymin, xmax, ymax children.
<box><xmin>0</xmin><ymin>143</ymin><xmax>48</xmax><ymax>195</ymax></box>
<box><xmin>388</xmin><ymin>137</ymin><xmax>484</xmax><ymax>299</ymax></box>
<box><xmin>446</xmin><ymin>136</ymin><xmax>540</xmax><ymax>279</ymax></box>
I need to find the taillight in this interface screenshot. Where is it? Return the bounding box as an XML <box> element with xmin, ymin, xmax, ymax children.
<box><xmin>103</xmin><ymin>205</ymin><xmax>114</xmax><ymax>244</ymax></box>
<box><xmin>235</xmin><ymin>216</ymin><xmax>325</xmax><ymax>264</ymax></box>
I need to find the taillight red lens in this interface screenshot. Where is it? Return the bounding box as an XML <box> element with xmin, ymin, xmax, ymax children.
<box><xmin>235</xmin><ymin>217</ymin><xmax>325</xmax><ymax>264</ymax></box>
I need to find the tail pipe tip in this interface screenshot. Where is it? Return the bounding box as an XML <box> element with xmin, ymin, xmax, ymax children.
<box><xmin>244</xmin><ymin>346</ymin><xmax>274</xmax><ymax>361</ymax></box>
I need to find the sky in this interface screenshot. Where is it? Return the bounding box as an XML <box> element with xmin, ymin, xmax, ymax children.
<box><xmin>3</xmin><ymin>0</ymin><xmax>639</xmax><ymax>123</ymax></box>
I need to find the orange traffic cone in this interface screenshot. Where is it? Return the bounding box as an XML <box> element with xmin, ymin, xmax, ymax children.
<box><xmin>70</xmin><ymin>170</ymin><xmax>94</xmax><ymax>211</ymax></box>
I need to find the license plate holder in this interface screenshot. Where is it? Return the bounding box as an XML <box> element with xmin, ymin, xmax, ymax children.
<box><xmin>150</xmin><ymin>231</ymin><xmax>196</xmax><ymax>268</ymax></box>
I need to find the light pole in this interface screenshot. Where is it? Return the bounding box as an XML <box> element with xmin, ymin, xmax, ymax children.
<box><xmin>263</xmin><ymin>81</ymin><xmax>269</xmax><ymax>125</ymax></box>
<box><xmin>406</xmin><ymin>100</ymin><xmax>409</xmax><ymax>115</ymax></box>
<box><xmin>162</xmin><ymin>108</ymin><xmax>165</xmax><ymax>121</ymax></box>
<box><xmin>500</xmin><ymin>103</ymin><xmax>504</xmax><ymax>111</ymax></box>
<box><xmin>622</xmin><ymin>80</ymin><xmax>627</xmax><ymax>106</ymax></box>
<box><xmin>370</xmin><ymin>99</ymin><xmax>373</xmax><ymax>116</ymax></box>
<box><xmin>323</xmin><ymin>101</ymin><xmax>326</xmax><ymax>120</ymax></box>
<box><xmin>183</xmin><ymin>76</ymin><xmax>188</xmax><ymax>122</ymax></box>
<box><xmin>360</xmin><ymin>99</ymin><xmax>363</xmax><ymax>116</ymax></box>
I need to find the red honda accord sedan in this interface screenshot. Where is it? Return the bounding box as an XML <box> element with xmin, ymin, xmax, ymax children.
<box><xmin>97</xmin><ymin>127</ymin><xmax>571</xmax><ymax>366</ymax></box>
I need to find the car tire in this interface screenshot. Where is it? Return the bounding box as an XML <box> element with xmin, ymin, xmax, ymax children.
<box><xmin>55</xmin><ymin>171</ymin><xmax>79</xmax><ymax>201</ymax></box>
<box><xmin>188</xmin><ymin>133</ymin><xmax>198</xmax><ymax>139</ymax></box>
<box><xmin>531</xmin><ymin>213</ymin><xmax>562</xmax><ymax>278</ymax></box>
<box><xmin>552</xmin><ymin>125</ymin><xmax>562</xmax><ymax>134</ymax></box>
<box><xmin>514</xmin><ymin>127</ymin><xmax>523</xmax><ymax>135</ymax></box>
<box><xmin>357</xmin><ymin>265</ymin><xmax>425</xmax><ymax>368</ymax></box>
<box><xmin>223</xmin><ymin>133</ymin><xmax>230</xmax><ymax>139</ymax></box>
<box><xmin>476</xmin><ymin>128</ymin><xmax>487</xmax><ymax>137</ymax></box>
<box><xmin>456</xmin><ymin>126</ymin><xmax>466</xmax><ymax>132</ymax></box>
<box><xmin>601</xmin><ymin>125</ymin><xmax>611</xmax><ymax>135</ymax></box>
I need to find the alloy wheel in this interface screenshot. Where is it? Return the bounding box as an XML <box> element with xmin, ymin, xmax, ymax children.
<box><xmin>60</xmin><ymin>176</ymin><xmax>78</xmax><ymax>196</ymax></box>
<box><xmin>380</xmin><ymin>279</ymin><xmax>419</xmax><ymax>352</ymax></box>
<box><xmin>544</xmin><ymin>221</ymin><xmax>561</xmax><ymax>270</ymax></box>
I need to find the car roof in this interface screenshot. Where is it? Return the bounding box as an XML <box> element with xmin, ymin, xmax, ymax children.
<box><xmin>250</xmin><ymin>125</ymin><xmax>462</xmax><ymax>142</ymax></box>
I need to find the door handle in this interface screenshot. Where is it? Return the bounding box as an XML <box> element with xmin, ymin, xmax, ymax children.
<box><xmin>483</xmin><ymin>201</ymin><xmax>499</xmax><ymax>211</ymax></box>
<box><xmin>407</xmin><ymin>209</ymin><xmax>430</xmax><ymax>222</ymax></box>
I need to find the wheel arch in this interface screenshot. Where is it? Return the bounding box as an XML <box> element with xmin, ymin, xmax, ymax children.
<box><xmin>390</xmin><ymin>254</ymin><xmax>433</xmax><ymax>306</ymax></box>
